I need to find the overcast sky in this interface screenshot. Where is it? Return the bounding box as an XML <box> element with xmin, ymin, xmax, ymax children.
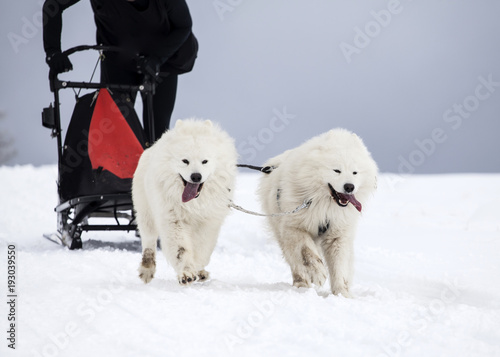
<box><xmin>1</xmin><ymin>0</ymin><xmax>499</xmax><ymax>174</ymax></box>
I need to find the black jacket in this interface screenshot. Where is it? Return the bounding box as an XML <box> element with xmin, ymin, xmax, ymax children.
<box><xmin>43</xmin><ymin>0</ymin><xmax>193</xmax><ymax>63</ymax></box>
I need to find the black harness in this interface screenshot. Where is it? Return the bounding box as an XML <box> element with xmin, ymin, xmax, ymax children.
<box><xmin>318</xmin><ymin>221</ymin><xmax>330</xmax><ymax>236</ymax></box>
<box><xmin>236</xmin><ymin>164</ymin><xmax>275</xmax><ymax>174</ymax></box>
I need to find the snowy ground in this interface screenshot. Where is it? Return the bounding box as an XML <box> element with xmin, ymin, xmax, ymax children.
<box><xmin>1</xmin><ymin>165</ymin><xmax>499</xmax><ymax>357</ymax></box>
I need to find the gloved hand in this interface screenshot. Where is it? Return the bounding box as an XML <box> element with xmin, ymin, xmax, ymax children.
<box><xmin>136</xmin><ymin>55</ymin><xmax>161</xmax><ymax>78</ymax></box>
<box><xmin>46</xmin><ymin>51</ymin><xmax>73</xmax><ymax>74</ymax></box>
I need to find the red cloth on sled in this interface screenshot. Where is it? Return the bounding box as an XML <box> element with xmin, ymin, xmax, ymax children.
<box><xmin>88</xmin><ymin>89</ymin><xmax>144</xmax><ymax>179</ymax></box>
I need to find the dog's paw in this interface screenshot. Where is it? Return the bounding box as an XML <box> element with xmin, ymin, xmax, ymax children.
<box><xmin>291</xmin><ymin>264</ymin><xmax>327</xmax><ymax>289</ymax></box>
<box><xmin>138</xmin><ymin>266</ymin><xmax>155</xmax><ymax>284</ymax></box>
<box><xmin>331</xmin><ymin>279</ymin><xmax>353</xmax><ymax>298</ymax></box>
<box><xmin>197</xmin><ymin>269</ymin><xmax>210</xmax><ymax>282</ymax></box>
<box><xmin>332</xmin><ymin>287</ymin><xmax>353</xmax><ymax>298</ymax></box>
<box><xmin>178</xmin><ymin>269</ymin><xmax>198</xmax><ymax>285</ymax></box>
<box><xmin>292</xmin><ymin>273</ymin><xmax>311</xmax><ymax>288</ymax></box>
<box><xmin>138</xmin><ymin>248</ymin><xmax>156</xmax><ymax>284</ymax></box>
<box><xmin>310</xmin><ymin>265</ymin><xmax>328</xmax><ymax>287</ymax></box>
<box><xmin>300</xmin><ymin>246</ymin><xmax>328</xmax><ymax>287</ymax></box>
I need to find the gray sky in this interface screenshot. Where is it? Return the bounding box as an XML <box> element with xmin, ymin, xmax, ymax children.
<box><xmin>1</xmin><ymin>0</ymin><xmax>500</xmax><ymax>173</ymax></box>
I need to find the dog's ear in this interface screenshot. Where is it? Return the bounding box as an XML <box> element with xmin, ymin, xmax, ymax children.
<box><xmin>204</xmin><ymin>120</ymin><xmax>213</xmax><ymax>127</ymax></box>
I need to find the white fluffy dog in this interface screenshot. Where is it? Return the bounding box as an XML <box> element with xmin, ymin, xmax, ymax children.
<box><xmin>258</xmin><ymin>129</ymin><xmax>378</xmax><ymax>297</ymax></box>
<box><xmin>133</xmin><ymin>119</ymin><xmax>237</xmax><ymax>285</ymax></box>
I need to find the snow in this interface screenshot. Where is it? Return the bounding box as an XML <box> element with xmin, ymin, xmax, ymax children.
<box><xmin>1</xmin><ymin>165</ymin><xmax>500</xmax><ymax>357</ymax></box>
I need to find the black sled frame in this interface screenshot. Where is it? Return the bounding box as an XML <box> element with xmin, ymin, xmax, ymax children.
<box><xmin>42</xmin><ymin>45</ymin><xmax>156</xmax><ymax>249</ymax></box>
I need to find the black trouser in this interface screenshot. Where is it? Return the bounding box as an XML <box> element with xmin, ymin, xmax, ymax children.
<box><xmin>100</xmin><ymin>57</ymin><xmax>178</xmax><ymax>143</ymax></box>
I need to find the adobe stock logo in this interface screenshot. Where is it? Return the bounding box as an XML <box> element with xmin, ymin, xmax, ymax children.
<box><xmin>397</xmin><ymin>74</ymin><xmax>499</xmax><ymax>175</ymax></box>
<box><xmin>378</xmin><ymin>276</ymin><xmax>463</xmax><ymax>357</ymax></box>
<box><xmin>213</xmin><ymin>0</ymin><xmax>244</xmax><ymax>22</ymax></box>
<box><xmin>238</xmin><ymin>107</ymin><xmax>296</xmax><ymax>162</ymax></box>
<box><xmin>339</xmin><ymin>0</ymin><xmax>411</xmax><ymax>64</ymax></box>
<box><xmin>8</xmin><ymin>9</ymin><xmax>43</xmax><ymax>54</ymax></box>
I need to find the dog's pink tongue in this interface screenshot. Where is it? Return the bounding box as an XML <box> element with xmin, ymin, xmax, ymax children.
<box><xmin>348</xmin><ymin>195</ymin><xmax>362</xmax><ymax>212</ymax></box>
<box><xmin>338</xmin><ymin>193</ymin><xmax>362</xmax><ymax>212</ymax></box>
<box><xmin>182</xmin><ymin>182</ymin><xmax>200</xmax><ymax>203</ymax></box>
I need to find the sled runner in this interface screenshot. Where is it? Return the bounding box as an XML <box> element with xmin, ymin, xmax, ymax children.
<box><xmin>42</xmin><ymin>45</ymin><xmax>156</xmax><ymax>249</ymax></box>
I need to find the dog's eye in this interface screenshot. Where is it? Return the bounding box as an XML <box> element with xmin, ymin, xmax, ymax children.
<box><xmin>182</xmin><ymin>159</ymin><xmax>189</xmax><ymax>165</ymax></box>
<box><xmin>202</xmin><ymin>160</ymin><xmax>208</xmax><ymax>165</ymax></box>
<box><xmin>334</xmin><ymin>169</ymin><xmax>341</xmax><ymax>174</ymax></box>
<box><xmin>353</xmin><ymin>171</ymin><xmax>358</xmax><ymax>175</ymax></box>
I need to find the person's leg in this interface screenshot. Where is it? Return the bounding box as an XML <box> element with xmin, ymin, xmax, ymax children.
<box><xmin>101</xmin><ymin>56</ymin><xmax>150</xmax><ymax>141</ymax></box>
<box><xmin>142</xmin><ymin>73</ymin><xmax>178</xmax><ymax>142</ymax></box>
<box><xmin>102</xmin><ymin>57</ymin><xmax>178</xmax><ymax>142</ymax></box>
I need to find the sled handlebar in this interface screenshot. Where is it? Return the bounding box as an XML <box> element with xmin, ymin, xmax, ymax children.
<box><xmin>48</xmin><ymin>45</ymin><xmax>156</xmax><ymax>93</ymax></box>
<box><xmin>61</xmin><ymin>44</ymin><xmax>122</xmax><ymax>58</ymax></box>
<box><xmin>49</xmin><ymin>45</ymin><xmax>121</xmax><ymax>84</ymax></box>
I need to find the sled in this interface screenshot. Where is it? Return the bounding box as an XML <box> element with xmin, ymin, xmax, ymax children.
<box><xmin>42</xmin><ymin>45</ymin><xmax>157</xmax><ymax>249</ymax></box>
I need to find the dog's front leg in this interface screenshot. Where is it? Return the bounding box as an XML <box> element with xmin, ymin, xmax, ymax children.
<box><xmin>159</xmin><ymin>221</ymin><xmax>198</xmax><ymax>285</ymax></box>
<box><xmin>277</xmin><ymin>224</ymin><xmax>328</xmax><ymax>288</ymax></box>
<box><xmin>320</xmin><ymin>234</ymin><xmax>354</xmax><ymax>298</ymax></box>
<box><xmin>190</xmin><ymin>221</ymin><xmax>223</xmax><ymax>282</ymax></box>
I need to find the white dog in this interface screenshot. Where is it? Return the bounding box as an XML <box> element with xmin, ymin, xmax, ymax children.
<box><xmin>258</xmin><ymin>129</ymin><xmax>378</xmax><ymax>297</ymax></box>
<box><xmin>133</xmin><ymin>119</ymin><xmax>237</xmax><ymax>285</ymax></box>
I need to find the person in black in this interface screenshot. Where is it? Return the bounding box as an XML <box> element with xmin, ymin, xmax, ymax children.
<box><xmin>42</xmin><ymin>0</ymin><xmax>197</xmax><ymax>142</ymax></box>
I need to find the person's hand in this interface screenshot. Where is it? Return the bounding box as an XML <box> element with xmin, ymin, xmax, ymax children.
<box><xmin>136</xmin><ymin>56</ymin><xmax>161</xmax><ymax>78</ymax></box>
<box><xmin>46</xmin><ymin>52</ymin><xmax>73</xmax><ymax>74</ymax></box>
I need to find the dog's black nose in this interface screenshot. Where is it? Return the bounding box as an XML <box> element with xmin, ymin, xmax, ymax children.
<box><xmin>191</xmin><ymin>173</ymin><xmax>202</xmax><ymax>183</ymax></box>
<box><xmin>344</xmin><ymin>183</ymin><xmax>355</xmax><ymax>193</ymax></box>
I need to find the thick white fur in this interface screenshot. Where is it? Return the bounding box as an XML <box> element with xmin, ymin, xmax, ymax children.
<box><xmin>258</xmin><ymin>129</ymin><xmax>378</xmax><ymax>297</ymax></box>
<box><xmin>133</xmin><ymin>119</ymin><xmax>237</xmax><ymax>285</ymax></box>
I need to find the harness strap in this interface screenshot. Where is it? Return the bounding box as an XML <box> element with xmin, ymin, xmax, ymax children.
<box><xmin>228</xmin><ymin>199</ymin><xmax>311</xmax><ymax>217</ymax></box>
<box><xmin>233</xmin><ymin>163</ymin><xmax>311</xmax><ymax>217</ymax></box>
<box><xmin>237</xmin><ymin>164</ymin><xmax>276</xmax><ymax>174</ymax></box>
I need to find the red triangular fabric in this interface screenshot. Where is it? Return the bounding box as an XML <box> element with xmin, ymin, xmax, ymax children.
<box><xmin>88</xmin><ymin>89</ymin><xmax>144</xmax><ymax>179</ymax></box>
